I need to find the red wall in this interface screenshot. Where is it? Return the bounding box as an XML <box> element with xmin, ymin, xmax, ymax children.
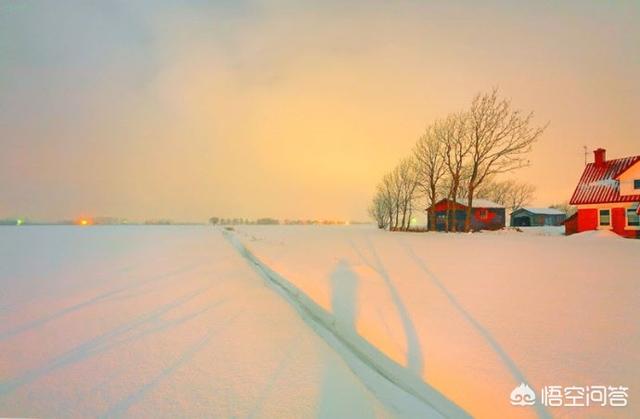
<box><xmin>564</xmin><ymin>214</ymin><xmax>578</xmax><ymax>235</ymax></box>
<box><xmin>612</xmin><ymin>208</ymin><xmax>639</xmax><ymax>238</ymax></box>
<box><xmin>577</xmin><ymin>208</ymin><xmax>598</xmax><ymax>232</ymax></box>
<box><xmin>612</xmin><ymin>208</ymin><xmax>626</xmax><ymax>236</ymax></box>
<box><xmin>577</xmin><ymin>206</ymin><xmax>639</xmax><ymax>238</ymax></box>
<box><xmin>433</xmin><ymin>200</ymin><xmax>467</xmax><ymax>212</ymax></box>
<box><xmin>474</xmin><ymin>208</ymin><xmax>496</xmax><ymax>222</ymax></box>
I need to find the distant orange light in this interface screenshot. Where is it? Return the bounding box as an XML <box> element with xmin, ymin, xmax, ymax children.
<box><xmin>76</xmin><ymin>217</ymin><xmax>92</xmax><ymax>226</ymax></box>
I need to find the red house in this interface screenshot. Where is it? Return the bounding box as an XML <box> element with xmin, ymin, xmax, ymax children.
<box><xmin>427</xmin><ymin>198</ymin><xmax>505</xmax><ymax>231</ymax></box>
<box><xmin>569</xmin><ymin>148</ymin><xmax>640</xmax><ymax>238</ymax></box>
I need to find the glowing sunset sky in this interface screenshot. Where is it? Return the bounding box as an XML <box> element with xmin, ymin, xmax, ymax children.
<box><xmin>1</xmin><ymin>1</ymin><xmax>638</xmax><ymax>222</ymax></box>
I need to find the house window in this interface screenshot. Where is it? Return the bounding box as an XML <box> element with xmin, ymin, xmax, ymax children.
<box><xmin>634</xmin><ymin>179</ymin><xmax>640</xmax><ymax>190</ymax></box>
<box><xmin>599</xmin><ymin>209</ymin><xmax>610</xmax><ymax>226</ymax></box>
<box><xmin>628</xmin><ymin>208</ymin><xmax>640</xmax><ymax>227</ymax></box>
<box><xmin>479</xmin><ymin>209</ymin><xmax>489</xmax><ymax>219</ymax></box>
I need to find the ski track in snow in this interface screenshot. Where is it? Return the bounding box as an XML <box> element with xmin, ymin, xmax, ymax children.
<box><xmin>223</xmin><ymin>230</ymin><xmax>471</xmax><ymax>419</ymax></box>
<box><xmin>347</xmin><ymin>235</ymin><xmax>424</xmax><ymax>377</ymax></box>
<box><xmin>100</xmin><ymin>312</ymin><xmax>242</xmax><ymax>419</ymax></box>
<box><xmin>0</xmin><ymin>286</ymin><xmax>217</xmax><ymax>396</ymax></box>
<box><xmin>0</xmin><ymin>263</ymin><xmax>202</xmax><ymax>342</ymax></box>
<box><xmin>2</xmin><ymin>227</ymin><xmax>399</xmax><ymax>418</ymax></box>
<box><xmin>5</xmin><ymin>226</ymin><xmax>635</xmax><ymax>418</ymax></box>
<box><xmin>394</xmin><ymin>236</ymin><xmax>552</xmax><ymax>419</ymax></box>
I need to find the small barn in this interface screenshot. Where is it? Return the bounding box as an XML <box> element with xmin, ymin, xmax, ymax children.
<box><xmin>510</xmin><ymin>208</ymin><xmax>566</xmax><ymax>227</ymax></box>
<box><xmin>564</xmin><ymin>212</ymin><xmax>578</xmax><ymax>235</ymax></box>
<box><xmin>427</xmin><ymin>198</ymin><xmax>505</xmax><ymax>231</ymax></box>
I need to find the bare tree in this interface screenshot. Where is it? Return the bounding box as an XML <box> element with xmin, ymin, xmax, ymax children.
<box><xmin>390</xmin><ymin>170</ymin><xmax>403</xmax><ymax>230</ymax></box>
<box><xmin>550</xmin><ymin>201</ymin><xmax>576</xmax><ymax>217</ymax></box>
<box><xmin>478</xmin><ymin>179</ymin><xmax>536</xmax><ymax>213</ymax></box>
<box><xmin>475</xmin><ymin>179</ymin><xmax>508</xmax><ymax>206</ymax></box>
<box><xmin>463</xmin><ymin>88</ymin><xmax>547</xmax><ymax>231</ymax></box>
<box><xmin>414</xmin><ymin>125</ymin><xmax>446</xmax><ymax>231</ymax></box>
<box><xmin>437</xmin><ymin>114</ymin><xmax>471</xmax><ymax>232</ymax></box>
<box><xmin>396</xmin><ymin>157</ymin><xmax>420</xmax><ymax>231</ymax></box>
<box><xmin>369</xmin><ymin>189</ymin><xmax>391</xmax><ymax>229</ymax></box>
<box><xmin>370</xmin><ymin>159</ymin><xmax>421</xmax><ymax>231</ymax></box>
<box><xmin>507</xmin><ymin>182</ymin><xmax>536</xmax><ymax>212</ymax></box>
<box><xmin>380</xmin><ymin>172</ymin><xmax>398</xmax><ymax>230</ymax></box>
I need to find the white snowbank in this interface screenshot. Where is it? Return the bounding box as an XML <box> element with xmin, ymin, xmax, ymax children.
<box><xmin>487</xmin><ymin>226</ymin><xmax>565</xmax><ymax>236</ymax></box>
<box><xmin>566</xmin><ymin>229</ymin><xmax>624</xmax><ymax>240</ymax></box>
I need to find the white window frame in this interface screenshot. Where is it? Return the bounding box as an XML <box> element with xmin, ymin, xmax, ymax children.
<box><xmin>625</xmin><ymin>207</ymin><xmax>640</xmax><ymax>230</ymax></box>
<box><xmin>598</xmin><ymin>208</ymin><xmax>611</xmax><ymax>228</ymax></box>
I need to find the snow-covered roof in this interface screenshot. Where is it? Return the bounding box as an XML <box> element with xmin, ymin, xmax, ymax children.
<box><xmin>516</xmin><ymin>207</ymin><xmax>565</xmax><ymax>215</ymax></box>
<box><xmin>454</xmin><ymin>198</ymin><xmax>503</xmax><ymax>208</ymax></box>
<box><xmin>570</xmin><ymin>155</ymin><xmax>640</xmax><ymax>205</ymax></box>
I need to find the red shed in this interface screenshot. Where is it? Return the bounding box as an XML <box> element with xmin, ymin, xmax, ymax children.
<box><xmin>568</xmin><ymin>148</ymin><xmax>640</xmax><ymax>238</ymax></box>
<box><xmin>427</xmin><ymin>198</ymin><xmax>505</xmax><ymax>231</ymax></box>
<box><xmin>563</xmin><ymin>212</ymin><xmax>578</xmax><ymax>236</ymax></box>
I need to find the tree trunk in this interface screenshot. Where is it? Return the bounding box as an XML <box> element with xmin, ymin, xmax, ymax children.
<box><xmin>394</xmin><ymin>208</ymin><xmax>399</xmax><ymax>231</ymax></box>
<box><xmin>465</xmin><ymin>188</ymin><xmax>474</xmax><ymax>232</ymax></box>
<box><xmin>450</xmin><ymin>188</ymin><xmax>458</xmax><ymax>232</ymax></box>
<box><xmin>428</xmin><ymin>208</ymin><xmax>434</xmax><ymax>231</ymax></box>
<box><xmin>428</xmin><ymin>187</ymin><xmax>436</xmax><ymax>231</ymax></box>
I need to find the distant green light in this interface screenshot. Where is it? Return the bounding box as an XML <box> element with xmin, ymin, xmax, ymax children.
<box><xmin>16</xmin><ymin>219</ymin><xmax>23</xmax><ymax>226</ymax></box>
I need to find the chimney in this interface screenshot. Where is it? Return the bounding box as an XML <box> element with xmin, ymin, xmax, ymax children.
<box><xmin>594</xmin><ymin>148</ymin><xmax>606</xmax><ymax>167</ymax></box>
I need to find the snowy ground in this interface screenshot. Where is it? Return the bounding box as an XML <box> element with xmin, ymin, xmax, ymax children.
<box><xmin>0</xmin><ymin>227</ymin><xmax>397</xmax><ymax>418</ymax></box>
<box><xmin>1</xmin><ymin>225</ymin><xmax>638</xmax><ymax>418</ymax></box>
<box><xmin>231</xmin><ymin>225</ymin><xmax>639</xmax><ymax>419</ymax></box>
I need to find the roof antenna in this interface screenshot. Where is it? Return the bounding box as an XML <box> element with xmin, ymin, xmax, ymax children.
<box><xmin>583</xmin><ymin>145</ymin><xmax>588</xmax><ymax>166</ymax></box>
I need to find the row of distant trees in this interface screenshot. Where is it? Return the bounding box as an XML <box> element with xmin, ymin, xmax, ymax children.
<box><xmin>209</xmin><ymin>217</ymin><xmax>279</xmax><ymax>225</ymax></box>
<box><xmin>209</xmin><ymin>217</ymin><xmax>356</xmax><ymax>226</ymax></box>
<box><xmin>369</xmin><ymin>89</ymin><xmax>547</xmax><ymax>232</ymax></box>
<box><xmin>0</xmin><ymin>218</ymin><xmax>187</xmax><ymax>225</ymax></box>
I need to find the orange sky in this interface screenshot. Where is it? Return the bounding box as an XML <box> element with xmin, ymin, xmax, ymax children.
<box><xmin>1</xmin><ymin>1</ymin><xmax>638</xmax><ymax>222</ymax></box>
